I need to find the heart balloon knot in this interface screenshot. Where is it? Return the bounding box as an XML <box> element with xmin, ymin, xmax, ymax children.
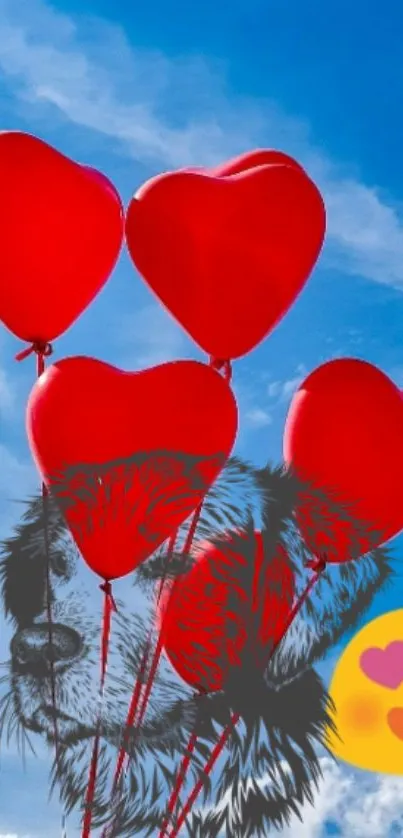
<box><xmin>209</xmin><ymin>357</ymin><xmax>232</xmax><ymax>383</ymax></box>
<box><xmin>15</xmin><ymin>340</ymin><xmax>54</xmax><ymax>362</ymax></box>
<box><xmin>100</xmin><ymin>580</ymin><xmax>118</xmax><ymax>613</ymax></box>
<box><xmin>305</xmin><ymin>554</ymin><xmax>328</xmax><ymax>574</ymax></box>
<box><xmin>195</xmin><ymin>687</ymin><xmax>208</xmax><ymax>698</ymax></box>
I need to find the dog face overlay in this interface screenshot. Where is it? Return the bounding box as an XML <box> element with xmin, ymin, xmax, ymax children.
<box><xmin>0</xmin><ymin>458</ymin><xmax>393</xmax><ymax>832</ymax></box>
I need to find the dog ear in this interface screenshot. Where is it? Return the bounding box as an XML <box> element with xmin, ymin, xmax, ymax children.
<box><xmin>0</xmin><ymin>494</ymin><xmax>75</xmax><ymax>627</ymax></box>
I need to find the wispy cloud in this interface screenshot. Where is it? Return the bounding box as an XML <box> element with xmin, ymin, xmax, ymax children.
<box><xmin>244</xmin><ymin>407</ymin><xmax>273</xmax><ymax>429</ymax></box>
<box><xmin>116</xmin><ymin>302</ymin><xmax>195</xmax><ymax>369</ymax></box>
<box><xmin>229</xmin><ymin>364</ymin><xmax>307</xmax><ymax>455</ymax></box>
<box><xmin>0</xmin><ymin>832</ymin><xmax>34</xmax><ymax>838</ymax></box>
<box><xmin>0</xmin><ymin>0</ymin><xmax>270</xmax><ymax>168</ymax></box>
<box><xmin>1</xmin><ymin>0</ymin><xmax>403</xmax><ymax>292</ymax></box>
<box><xmin>319</xmin><ymin>164</ymin><xmax>403</xmax><ymax>290</ymax></box>
<box><xmin>276</xmin><ymin>757</ymin><xmax>403</xmax><ymax>837</ymax></box>
<box><xmin>0</xmin><ymin>834</ymin><xmax>32</xmax><ymax>837</ymax></box>
<box><xmin>267</xmin><ymin>364</ymin><xmax>308</xmax><ymax>403</ymax></box>
<box><xmin>233</xmin><ymin>375</ymin><xmax>274</xmax><ymax>448</ymax></box>
<box><xmin>200</xmin><ymin>757</ymin><xmax>403</xmax><ymax>837</ymax></box>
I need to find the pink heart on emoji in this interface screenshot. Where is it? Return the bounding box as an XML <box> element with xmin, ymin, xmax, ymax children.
<box><xmin>360</xmin><ymin>641</ymin><xmax>403</xmax><ymax>690</ymax></box>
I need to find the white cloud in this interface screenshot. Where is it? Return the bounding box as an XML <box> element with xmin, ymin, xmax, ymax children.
<box><xmin>0</xmin><ymin>0</ymin><xmax>403</xmax><ymax>293</ymax></box>
<box><xmin>276</xmin><ymin>757</ymin><xmax>403</xmax><ymax>837</ymax></box>
<box><xmin>117</xmin><ymin>302</ymin><xmax>195</xmax><ymax>368</ymax></box>
<box><xmin>232</xmin><ymin>375</ymin><xmax>274</xmax><ymax>450</ymax></box>
<box><xmin>321</xmin><ymin>171</ymin><xmax>403</xmax><ymax>289</ymax></box>
<box><xmin>267</xmin><ymin>364</ymin><xmax>308</xmax><ymax>404</ymax></box>
<box><xmin>201</xmin><ymin>758</ymin><xmax>403</xmax><ymax>837</ymax></box>
<box><xmin>244</xmin><ymin>407</ymin><xmax>272</xmax><ymax>429</ymax></box>
<box><xmin>0</xmin><ymin>0</ymin><xmax>271</xmax><ymax>169</ymax></box>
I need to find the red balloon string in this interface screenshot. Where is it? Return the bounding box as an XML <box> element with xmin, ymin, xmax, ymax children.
<box><xmin>100</xmin><ymin>644</ymin><xmax>153</xmax><ymax>838</ymax></box>
<box><xmin>121</xmin><ymin>497</ymin><xmax>205</xmax><ymax>756</ymax></box>
<box><xmin>42</xmin><ymin>482</ymin><xmax>62</xmax><ymax>772</ymax></box>
<box><xmin>157</xmin><ymin>358</ymin><xmax>233</xmax><ymax>837</ymax></box>
<box><xmin>103</xmin><ymin>357</ymin><xmax>234</xmax><ymax>836</ymax></box>
<box><xmin>158</xmin><ymin>706</ymin><xmax>200</xmax><ymax>838</ymax></box>
<box><xmin>100</xmin><ymin>530</ymin><xmax>179</xmax><ymax>838</ymax></box>
<box><xmin>167</xmin><ymin>556</ymin><xmax>328</xmax><ymax>838</ymax></box>
<box><xmin>81</xmin><ymin>581</ymin><xmax>117</xmax><ymax>838</ymax></box>
<box><xmin>157</xmin><ymin>359</ymin><xmax>233</xmax><ymax>837</ymax></box>
<box><xmin>15</xmin><ymin>340</ymin><xmax>53</xmax><ymax>364</ymax></box>
<box><xmin>30</xmin><ymin>348</ymin><xmax>57</xmax><ymax>755</ymax></box>
<box><xmin>167</xmin><ymin>719</ymin><xmax>237</xmax><ymax>838</ymax></box>
<box><xmin>15</xmin><ymin>342</ymin><xmax>64</xmax><ymax>824</ymax></box>
<box><xmin>109</xmin><ymin>633</ymin><xmax>152</xmax><ymax>803</ymax></box>
<box><xmin>38</xmin><ymin>348</ymin><xmax>66</xmax><ymax>837</ymax></box>
<box><xmin>209</xmin><ymin>357</ymin><xmax>232</xmax><ymax>383</ymax></box>
<box><xmin>103</xmin><ymin>501</ymin><xmax>206</xmax><ymax>838</ymax></box>
<box><xmin>182</xmin><ymin>502</ymin><xmax>203</xmax><ymax>555</ymax></box>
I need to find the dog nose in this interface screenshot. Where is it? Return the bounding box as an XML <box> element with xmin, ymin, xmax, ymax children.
<box><xmin>10</xmin><ymin>623</ymin><xmax>83</xmax><ymax>672</ymax></box>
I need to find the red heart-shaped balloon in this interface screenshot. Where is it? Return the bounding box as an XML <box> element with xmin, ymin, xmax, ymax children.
<box><xmin>159</xmin><ymin>531</ymin><xmax>294</xmax><ymax>692</ymax></box>
<box><xmin>180</xmin><ymin>148</ymin><xmax>303</xmax><ymax>178</ymax></box>
<box><xmin>0</xmin><ymin>132</ymin><xmax>124</xmax><ymax>345</ymax></box>
<box><xmin>83</xmin><ymin>164</ymin><xmax>122</xmax><ymax>203</ymax></box>
<box><xmin>125</xmin><ymin>163</ymin><xmax>326</xmax><ymax>360</ymax></box>
<box><xmin>283</xmin><ymin>358</ymin><xmax>403</xmax><ymax>563</ymax></box>
<box><xmin>26</xmin><ymin>357</ymin><xmax>238</xmax><ymax>580</ymax></box>
<box><xmin>210</xmin><ymin>148</ymin><xmax>304</xmax><ymax>177</ymax></box>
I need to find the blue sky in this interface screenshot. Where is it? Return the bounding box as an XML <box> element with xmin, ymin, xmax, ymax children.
<box><xmin>2</xmin><ymin>0</ymin><xmax>403</xmax><ymax>835</ymax></box>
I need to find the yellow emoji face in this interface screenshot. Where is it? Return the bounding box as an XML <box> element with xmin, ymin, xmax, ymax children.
<box><xmin>327</xmin><ymin>609</ymin><xmax>403</xmax><ymax>774</ymax></box>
